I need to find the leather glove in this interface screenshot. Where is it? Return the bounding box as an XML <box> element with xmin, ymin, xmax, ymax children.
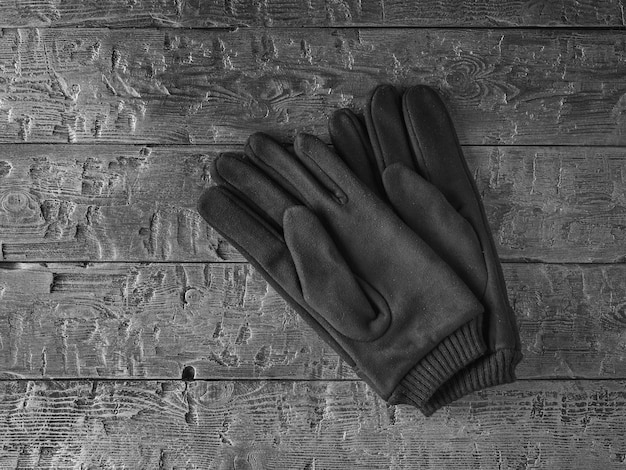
<box><xmin>329</xmin><ymin>84</ymin><xmax>523</xmax><ymax>415</ymax></box>
<box><xmin>197</xmin><ymin>131</ymin><xmax>487</xmax><ymax>409</ymax></box>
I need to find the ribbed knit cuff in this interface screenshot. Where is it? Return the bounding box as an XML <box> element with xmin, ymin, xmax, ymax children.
<box><xmin>388</xmin><ymin>315</ymin><xmax>486</xmax><ymax>408</ymax></box>
<box><xmin>420</xmin><ymin>348</ymin><xmax>523</xmax><ymax>416</ymax></box>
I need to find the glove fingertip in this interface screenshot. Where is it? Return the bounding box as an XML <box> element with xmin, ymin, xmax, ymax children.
<box><xmin>404</xmin><ymin>84</ymin><xmax>442</xmax><ymax>105</ymax></box>
<box><xmin>210</xmin><ymin>152</ymin><xmax>238</xmax><ymax>185</ymax></box>
<box><xmin>293</xmin><ymin>132</ymin><xmax>320</xmax><ymax>156</ymax></box>
<box><xmin>403</xmin><ymin>85</ymin><xmax>451</xmax><ymax>132</ymax></box>
<box><xmin>246</xmin><ymin>131</ymin><xmax>269</xmax><ymax>148</ymax></box>
<box><xmin>329</xmin><ymin>109</ymin><xmax>361</xmax><ymax>138</ymax></box>
<box><xmin>245</xmin><ymin>132</ymin><xmax>280</xmax><ymax>161</ymax></box>
<box><xmin>369</xmin><ymin>84</ymin><xmax>400</xmax><ymax>105</ymax></box>
<box><xmin>197</xmin><ymin>185</ymin><xmax>229</xmax><ymax>229</ymax></box>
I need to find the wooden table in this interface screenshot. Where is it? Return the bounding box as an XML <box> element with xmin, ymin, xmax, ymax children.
<box><xmin>1</xmin><ymin>1</ymin><xmax>626</xmax><ymax>468</ymax></box>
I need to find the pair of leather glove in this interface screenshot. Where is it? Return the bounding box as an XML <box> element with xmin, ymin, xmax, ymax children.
<box><xmin>198</xmin><ymin>85</ymin><xmax>522</xmax><ymax>416</ymax></box>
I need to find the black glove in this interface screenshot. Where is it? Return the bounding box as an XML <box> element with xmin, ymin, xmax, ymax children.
<box><xmin>329</xmin><ymin>84</ymin><xmax>522</xmax><ymax>415</ymax></box>
<box><xmin>198</xmin><ymin>131</ymin><xmax>486</xmax><ymax>409</ymax></box>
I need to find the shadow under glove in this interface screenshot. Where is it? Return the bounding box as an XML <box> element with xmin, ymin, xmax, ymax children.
<box><xmin>198</xmin><ymin>132</ymin><xmax>486</xmax><ymax>409</ymax></box>
<box><xmin>329</xmin><ymin>85</ymin><xmax>523</xmax><ymax>416</ymax></box>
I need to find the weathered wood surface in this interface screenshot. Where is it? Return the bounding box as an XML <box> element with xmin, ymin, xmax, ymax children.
<box><xmin>1</xmin><ymin>4</ymin><xmax>626</xmax><ymax>467</ymax></box>
<box><xmin>0</xmin><ymin>379</ymin><xmax>626</xmax><ymax>469</ymax></box>
<box><xmin>2</xmin><ymin>145</ymin><xmax>626</xmax><ymax>263</ymax></box>
<box><xmin>2</xmin><ymin>261</ymin><xmax>625</xmax><ymax>380</ymax></box>
<box><xmin>0</xmin><ymin>145</ymin><xmax>221</xmax><ymax>262</ymax></box>
<box><xmin>1</xmin><ymin>28</ymin><xmax>626</xmax><ymax>145</ymax></box>
<box><xmin>1</xmin><ymin>0</ymin><xmax>626</xmax><ymax>27</ymax></box>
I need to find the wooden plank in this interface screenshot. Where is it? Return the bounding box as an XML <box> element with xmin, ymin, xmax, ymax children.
<box><xmin>1</xmin><ymin>28</ymin><xmax>626</xmax><ymax>145</ymax></box>
<box><xmin>0</xmin><ymin>145</ymin><xmax>226</xmax><ymax>262</ymax></box>
<box><xmin>1</xmin><ymin>262</ymin><xmax>626</xmax><ymax>380</ymax></box>
<box><xmin>0</xmin><ymin>379</ymin><xmax>625</xmax><ymax>469</ymax></box>
<box><xmin>1</xmin><ymin>0</ymin><xmax>625</xmax><ymax>28</ymax></box>
<box><xmin>2</xmin><ymin>145</ymin><xmax>626</xmax><ymax>263</ymax></box>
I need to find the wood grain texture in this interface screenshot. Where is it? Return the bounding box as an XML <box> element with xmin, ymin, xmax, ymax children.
<box><xmin>0</xmin><ymin>145</ymin><xmax>223</xmax><ymax>262</ymax></box>
<box><xmin>1</xmin><ymin>28</ymin><xmax>626</xmax><ymax>145</ymax></box>
<box><xmin>2</xmin><ymin>262</ymin><xmax>626</xmax><ymax>380</ymax></box>
<box><xmin>1</xmin><ymin>0</ymin><xmax>626</xmax><ymax>27</ymax></box>
<box><xmin>1</xmin><ymin>379</ymin><xmax>626</xmax><ymax>469</ymax></box>
<box><xmin>0</xmin><ymin>1</ymin><xmax>624</xmax><ymax>466</ymax></box>
<box><xmin>2</xmin><ymin>145</ymin><xmax>626</xmax><ymax>263</ymax></box>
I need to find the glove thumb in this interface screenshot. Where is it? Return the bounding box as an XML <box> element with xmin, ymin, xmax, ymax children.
<box><xmin>283</xmin><ymin>205</ymin><xmax>391</xmax><ymax>342</ymax></box>
<box><xmin>382</xmin><ymin>163</ymin><xmax>488</xmax><ymax>297</ymax></box>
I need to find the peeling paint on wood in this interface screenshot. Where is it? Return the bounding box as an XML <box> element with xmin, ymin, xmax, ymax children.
<box><xmin>0</xmin><ymin>380</ymin><xmax>625</xmax><ymax>469</ymax></box>
<box><xmin>468</xmin><ymin>146</ymin><xmax>626</xmax><ymax>263</ymax></box>
<box><xmin>2</xmin><ymin>262</ymin><xmax>626</xmax><ymax>380</ymax></box>
<box><xmin>0</xmin><ymin>29</ymin><xmax>626</xmax><ymax>144</ymax></box>
<box><xmin>0</xmin><ymin>262</ymin><xmax>324</xmax><ymax>379</ymax></box>
<box><xmin>1</xmin><ymin>0</ymin><xmax>626</xmax><ymax>27</ymax></box>
<box><xmin>1</xmin><ymin>4</ymin><xmax>626</xmax><ymax>466</ymax></box>
<box><xmin>0</xmin><ymin>145</ymin><xmax>229</xmax><ymax>261</ymax></box>
<box><xmin>2</xmin><ymin>145</ymin><xmax>626</xmax><ymax>262</ymax></box>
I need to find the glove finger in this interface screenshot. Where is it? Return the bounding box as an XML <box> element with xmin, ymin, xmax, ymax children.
<box><xmin>402</xmin><ymin>85</ymin><xmax>478</xmax><ymax>214</ymax></box>
<box><xmin>197</xmin><ymin>185</ymin><xmax>354</xmax><ymax>364</ymax></box>
<box><xmin>382</xmin><ymin>163</ymin><xmax>487</xmax><ymax>297</ymax></box>
<box><xmin>290</xmin><ymin>133</ymin><xmax>350</xmax><ymax>204</ymax></box>
<box><xmin>198</xmin><ymin>185</ymin><xmax>298</xmax><ymax>293</ymax></box>
<box><xmin>365</xmin><ymin>85</ymin><xmax>416</xmax><ymax>173</ymax></box>
<box><xmin>328</xmin><ymin>109</ymin><xmax>385</xmax><ymax>199</ymax></box>
<box><xmin>211</xmin><ymin>153</ymin><xmax>298</xmax><ymax>230</ymax></box>
<box><xmin>292</xmin><ymin>132</ymin><xmax>380</xmax><ymax>203</ymax></box>
<box><xmin>403</xmin><ymin>86</ymin><xmax>521</xmax><ymax>357</ymax></box>
<box><xmin>244</xmin><ymin>132</ymin><xmax>336</xmax><ymax>208</ymax></box>
<box><xmin>283</xmin><ymin>205</ymin><xmax>391</xmax><ymax>342</ymax></box>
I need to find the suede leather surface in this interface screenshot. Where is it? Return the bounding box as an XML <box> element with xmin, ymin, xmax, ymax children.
<box><xmin>198</xmin><ymin>131</ymin><xmax>486</xmax><ymax>404</ymax></box>
<box><xmin>328</xmin><ymin>84</ymin><xmax>523</xmax><ymax>414</ymax></box>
